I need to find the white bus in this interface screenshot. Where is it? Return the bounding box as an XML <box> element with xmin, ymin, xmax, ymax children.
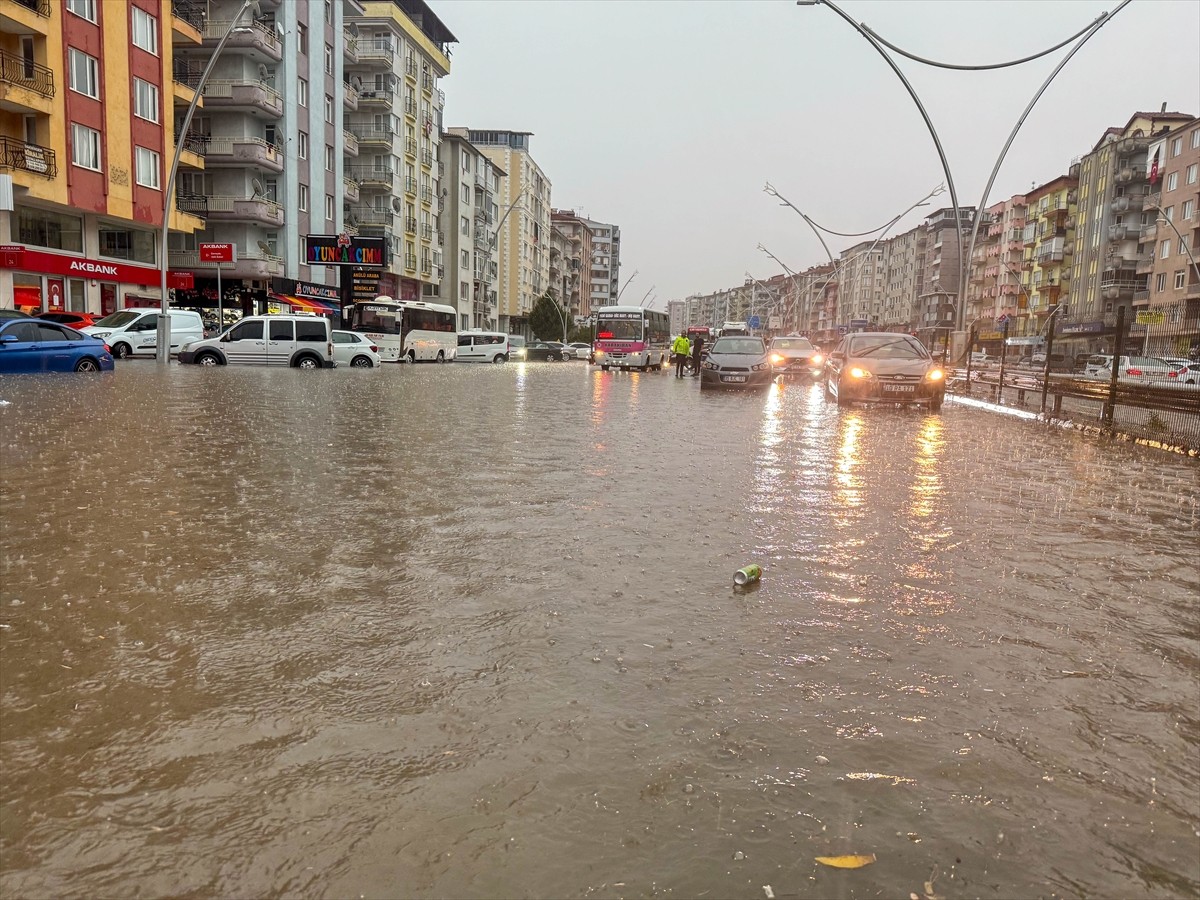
<box><xmin>593</xmin><ymin>305</ymin><xmax>671</xmax><ymax>371</ymax></box>
<box><xmin>348</xmin><ymin>296</ymin><xmax>458</xmax><ymax>363</ymax></box>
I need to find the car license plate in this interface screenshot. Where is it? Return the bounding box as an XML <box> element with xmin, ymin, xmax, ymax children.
<box><xmin>722</xmin><ymin>375</ymin><xmax>747</xmax><ymax>383</ymax></box>
<box><xmin>883</xmin><ymin>384</ymin><xmax>915</xmax><ymax>392</ymax></box>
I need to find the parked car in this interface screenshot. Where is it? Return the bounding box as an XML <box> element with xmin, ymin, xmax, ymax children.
<box><xmin>82</xmin><ymin>308</ymin><xmax>205</xmax><ymax>359</ymax></box>
<box><xmin>522</xmin><ymin>340</ymin><xmax>567</xmax><ymax>362</ymax></box>
<box><xmin>0</xmin><ymin>309</ymin><xmax>32</xmax><ymax>321</ymax></box>
<box><xmin>1082</xmin><ymin>354</ymin><xmax>1178</xmax><ymax>382</ymax></box>
<box><xmin>0</xmin><ymin>318</ymin><xmax>114</xmax><ymax>373</ymax></box>
<box><xmin>178</xmin><ymin>315</ymin><xmax>335</xmax><ymax>368</ymax></box>
<box><xmin>544</xmin><ymin>341</ymin><xmax>573</xmax><ymax>361</ymax></box>
<box><xmin>968</xmin><ymin>351</ymin><xmax>993</xmax><ymax>365</ymax></box>
<box><xmin>37</xmin><ymin>311</ymin><xmax>100</xmax><ymax>330</ymax></box>
<box><xmin>566</xmin><ymin>342</ymin><xmax>593</xmax><ymax>360</ymax></box>
<box><xmin>1161</xmin><ymin>357</ymin><xmax>1195</xmax><ymax>371</ymax></box>
<box><xmin>331</xmin><ymin>330</ymin><xmax>381</xmax><ymax>368</ymax></box>
<box><xmin>1030</xmin><ymin>352</ymin><xmax>1073</xmax><ymax>372</ymax></box>
<box><xmin>699</xmin><ymin>336</ymin><xmax>774</xmax><ymax>390</ymax></box>
<box><xmin>1159</xmin><ymin>364</ymin><xmax>1199</xmax><ymax>386</ymax></box>
<box><xmin>457</xmin><ymin>331</ymin><xmax>511</xmax><ymax>363</ymax></box>
<box><xmin>767</xmin><ymin>335</ymin><xmax>822</xmax><ymax>379</ymax></box>
<box><xmin>508</xmin><ymin>335</ymin><xmax>527</xmax><ymax>360</ymax></box>
<box><xmin>824</xmin><ymin>332</ymin><xmax>945</xmax><ymax>410</ymax></box>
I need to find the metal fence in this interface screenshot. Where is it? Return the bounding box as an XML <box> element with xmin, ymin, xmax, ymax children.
<box><xmin>954</xmin><ymin>304</ymin><xmax>1200</xmax><ymax>454</ymax></box>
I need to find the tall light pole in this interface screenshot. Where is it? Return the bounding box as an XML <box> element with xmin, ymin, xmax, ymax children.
<box><xmin>795</xmin><ymin>0</ymin><xmax>1131</xmax><ymax>357</ymax></box>
<box><xmin>157</xmin><ymin>0</ymin><xmax>260</xmax><ymax>363</ymax></box>
<box><xmin>615</xmin><ymin>269</ymin><xmax>638</xmax><ymax>303</ymax></box>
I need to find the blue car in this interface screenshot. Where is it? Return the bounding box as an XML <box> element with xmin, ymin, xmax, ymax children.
<box><xmin>0</xmin><ymin>318</ymin><xmax>115</xmax><ymax>374</ymax></box>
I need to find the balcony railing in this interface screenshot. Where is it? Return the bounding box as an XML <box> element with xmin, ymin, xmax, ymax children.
<box><xmin>404</xmin><ymin>253</ymin><xmax>417</xmax><ymax>270</ymax></box>
<box><xmin>0</xmin><ymin>136</ymin><xmax>56</xmax><ymax>177</ymax></box>
<box><xmin>346</xmin><ymin>165</ymin><xmax>394</xmax><ymax>188</ymax></box>
<box><xmin>421</xmin><ymin>148</ymin><xmax>432</xmax><ymax>167</ymax></box>
<box><xmin>421</xmin><ymin>223</ymin><xmax>432</xmax><ymax>241</ymax></box>
<box><xmin>175</xmin><ymin>191</ymin><xmax>208</xmax><ymax>217</ymax></box>
<box><xmin>405</xmin><ymin>137</ymin><xmax>417</xmax><ymax>156</ymax></box>
<box><xmin>172</xmin><ymin>0</ymin><xmax>206</xmax><ymax>30</ymax></box>
<box><xmin>12</xmin><ymin>0</ymin><xmax>50</xmax><ymax>16</ymax></box>
<box><xmin>420</xmin><ymin>186</ymin><xmax>432</xmax><ymax>204</ymax></box>
<box><xmin>404</xmin><ymin>216</ymin><xmax>417</xmax><ymax>233</ymax></box>
<box><xmin>173</xmin><ymin>128</ymin><xmax>209</xmax><ymax>157</ymax></box>
<box><xmin>350</xmin><ymin>126</ymin><xmax>394</xmax><ymax>145</ymax></box>
<box><xmin>0</xmin><ymin>48</ymin><xmax>54</xmax><ymax>98</ymax></box>
<box><xmin>421</xmin><ymin>258</ymin><xmax>432</xmax><ymax>275</ymax></box>
<box><xmin>404</xmin><ymin>176</ymin><xmax>416</xmax><ymax>196</ymax></box>
<box><xmin>358</xmin><ymin>42</ymin><xmax>395</xmax><ymax>65</ymax></box>
<box><xmin>172</xmin><ymin>58</ymin><xmax>204</xmax><ymax>89</ymax></box>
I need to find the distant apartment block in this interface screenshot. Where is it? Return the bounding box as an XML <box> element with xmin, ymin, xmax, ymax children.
<box><xmin>438</xmin><ymin>130</ymin><xmax>504</xmax><ymax>329</ymax></box>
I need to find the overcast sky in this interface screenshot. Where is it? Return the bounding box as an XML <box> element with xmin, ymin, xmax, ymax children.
<box><xmin>438</xmin><ymin>0</ymin><xmax>1199</xmax><ymax>309</ymax></box>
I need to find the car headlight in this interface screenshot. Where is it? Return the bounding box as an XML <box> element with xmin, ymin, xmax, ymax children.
<box><xmin>180</xmin><ymin>342</ymin><xmax>192</xmax><ymax>352</ymax></box>
<box><xmin>91</xmin><ymin>331</ymin><xmax>110</xmax><ymax>339</ymax></box>
<box><xmin>752</xmin><ymin>362</ymin><xmax>770</xmax><ymax>371</ymax></box>
<box><xmin>849</xmin><ymin>367</ymin><xmax>872</xmax><ymax>379</ymax></box>
<box><xmin>770</xmin><ymin>353</ymin><xmax>785</xmax><ymax>365</ymax></box>
<box><xmin>811</xmin><ymin>353</ymin><xmax>823</xmax><ymax>365</ymax></box>
<box><xmin>702</xmin><ymin>361</ymin><xmax>718</xmax><ymax>370</ymax></box>
<box><xmin>926</xmin><ymin>368</ymin><xmax>945</xmax><ymax>381</ymax></box>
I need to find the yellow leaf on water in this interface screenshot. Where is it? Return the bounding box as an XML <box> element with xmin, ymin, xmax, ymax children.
<box><xmin>815</xmin><ymin>853</ymin><xmax>876</xmax><ymax>869</ymax></box>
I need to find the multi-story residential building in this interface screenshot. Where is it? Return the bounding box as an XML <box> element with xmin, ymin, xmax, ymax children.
<box><xmin>1066</xmin><ymin>109</ymin><xmax>1193</xmax><ymax>337</ymax></box>
<box><xmin>1022</xmin><ymin>174</ymin><xmax>1077</xmax><ymax>325</ymax></box>
<box><xmin>964</xmin><ymin>195</ymin><xmax>1027</xmax><ymax>332</ymax></box>
<box><xmin>549</xmin><ymin>209</ymin><xmax>595</xmax><ymax>319</ymax></box>
<box><xmin>914</xmin><ymin>206</ymin><xmax>975</xmax><ymax>347</ymax></box>
<box><xmin>1139</xmin><ymin>118</ymin><xmax>1200</xmax><ymax>358</ymax></box>
<box><xmin>836</xmin><ymin>240</ymin><xmax>884</xmax><ymax>328</ymax></box>
<box><xmin>878</xmin><ymin>224</ymin><xmax>925</xmax><ymax>332</ymax></box>
<box><xmin>164</xmin><ymin>0</ymin><xmax>359</xmax><ymax>313</ymax></box>
<box><xmin>345</xmin><ymin>0</ymin><xmax>454</xmax><ymax>303</ymax></box>
<box><xmin>0</xmin><ymin>0</ymin><xmax>206</xmax><ymax>312</ymax></box>
<box><xmin>581</xmin><ymin>216</ymin><xmax>619</xmax><ymax>308</ymax></box>
<box><xmin>455</xmin><ymin>129</ymin><xmax>550</xmax><ymax>334</ymax></box>
<box><xmin>437</xmin><ymin>130</ymin><xmax>503</xmax><ymax>329</ymax></box>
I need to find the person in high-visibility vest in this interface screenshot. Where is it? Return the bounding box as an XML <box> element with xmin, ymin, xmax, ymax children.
<box><xmin>671</xmin><ymin>332</ymin><xmax>692</xmax><ymax>378</ymax></box>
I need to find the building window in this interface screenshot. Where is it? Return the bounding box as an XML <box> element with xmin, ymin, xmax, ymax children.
<box><xmin>1186</xmin><ymin>163</ymin><xmax>1198</xmax><ymax>186</ymax></box>
<box><xmin>1166</xmin><ymin>171</ymin><xmax>1178</xmax><ymax>192</ymax></box>
<box><xmin>1192</xmin><ymin>129</ymin><xmax>1200</xmax><ymax>150</ymax></box>
<box><xmin>461</xmin><ymin>184</ymin><xmax>469</xmax><ymax>203</ymax></box>
<box><xmin>1171</xmin><ymin>137</ymin><xmax>1183</xmax><ymax>157</ymax></box>
<box><xmin>1175</xmin><ymin>270</ymin><xmax>1187</xmax><ymax>289</ymax></box>
<box><xmin>325</xmin><ymin>194</ymin><xmax>334</xmax><ymax>220</ymax></box>
<box><xmin>131</xmin><ymin>7</ymin><xmax>158</xmax><ymax>55</ymax></box>
<box><xmin>298</xmin><ymin>131</ymin><xmax>308</xmax><ymax>160</ymax></box>
<box><xmin>1161</xmin><ymin>239</ymin><xmax>1171</xmax><ymax>259</ymax></box>
<box><xmin>325</xmin><ymin>145</ymin><xmax>334</xmax><ymax>171</ymax></box>
<box><xmin>133</xmin><ymin>78</ymin><xmax>158</xmax><ymax>122</ymax></box>
<box><xmin>70</xmin><ymin>123</ymin><xmax>101</xmax><ymax>171</ymax></box>
<box><xmin>460</xmin><ymin>215</ymin><xmax>469</xmax><ymax>235</ymax></box>
<box><xmin>66</xmin><ymin>0</ymin><xmax>96</xmax><ymax>21</ymax></box>
<box><xmin>1184</xmin><ymin>200</ymin><xmax>1195</xmax><ymax>220</ymax></box>
<box><xmin>135</xmin><ymin>146</ymin><xmax>160</xmax><ymax>189</ymax></box>
<box><xmin>298</xmin><ymin>184</ymin><xmax>308</xmax><ymax>212</ymax></box>
<box><xmin>1181</xmin><ymin>236</ymin><xmax>1191</xmax><ymax>255</ymax></box>
<box><xmin>1156</xmin><ymin>273</ymin><xmax>1167</xmax><ymax>292</ymax></box>
<box><xmin>1165</xmin><ymin>206</ymin><xmax>1174</xmax><ymax>221</ymax></box>
<box><xmin>324</xmin><ymin>43</ymin><xmax>333</xmax><ymax>75</ymax></box>
<box><xmin>68</xmin><ymin>48</ymin><xmax>99</xmax><ymax>98</ymax></box>
<box><xmin>98</xmin><ymin>224</ymin><xmax>155</xmax><ymax>263</ymax></box>
<box><xmin>460</xmin><ymin>250</ymin><xmax>468</xmax><ymax>267</ymax></box>
<box><xmin>17</xmin><ymin>206</ymin><xmax>83</xmax><ymax>252</ymax></box>
<box><xmin>324</xmin><ymin>94</ymin><xmax>333</xmax><ymax>123</ymax></box>
<box><xmin>298</xmin><ymin>78</ymin><xmax>308</xmax><ymax>107</ymax></box>
<box><xmin>297</xmin><ymin>22</ymin><xmax>308</xmax><ymax>55</ymax></box>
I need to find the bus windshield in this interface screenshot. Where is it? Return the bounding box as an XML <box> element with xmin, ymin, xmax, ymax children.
<box><xmin>596</xmin><ymin>316</ymin><xmax>642</xmax><ymax>341</ymax></box>
<box><xmin>353</xmin><ymin>304</ymin><xmax>401</xmax><ymax>335</ymax></box>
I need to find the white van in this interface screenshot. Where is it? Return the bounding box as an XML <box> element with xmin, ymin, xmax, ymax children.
<box><xmin>456</xmin><ymin>331</ymin><xmax>510</xmax><ymax>363</ymax></box>
<box><xmin>82</xmin><ymin>308</ymin><xmax>204</xmax><ymax>359</ymax></box>
<box><xmin>177</xmin><ymin>314</ymin><xmax>335</xmax><ymax>369</ymax></box>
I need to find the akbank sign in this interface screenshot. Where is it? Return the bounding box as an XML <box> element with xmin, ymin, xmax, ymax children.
<box><xmin>304</xmin><ymin>233</ymin><xmax>387</xmax><ymax>268</ymax></box>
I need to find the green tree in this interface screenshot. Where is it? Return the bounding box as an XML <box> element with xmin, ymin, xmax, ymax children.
<box><xmin>530</xmin><ymin>291</ymin><xmax>568</xmax><ymax>341</ymax></box>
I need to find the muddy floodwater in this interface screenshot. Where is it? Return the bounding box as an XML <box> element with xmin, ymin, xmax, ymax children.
<box><xmin>2</xmin><ymin>362</ymin><xmax>1198</xmax><ymax>899</ymax></box>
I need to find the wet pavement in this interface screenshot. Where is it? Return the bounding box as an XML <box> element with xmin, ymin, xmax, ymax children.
<box><xmin>1</xmin><ymin>361</ymin><xmax>1198</xmax><ymax>899</ymax></box>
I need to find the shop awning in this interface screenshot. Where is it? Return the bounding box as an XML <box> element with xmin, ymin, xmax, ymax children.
<box><xmin>269</xmin><ymin>293</ymin><xmax>340</xmax><ymax>315</ymax></box>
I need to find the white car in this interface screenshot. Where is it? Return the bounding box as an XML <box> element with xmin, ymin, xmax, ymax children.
<box><xmin>566</xmin><ymin>342</ymin><xmax>592</xmax><ymax>360</ymax></box>
<box><xmin>1082</xmin><ymin>355</ymin><xmax>1178</xmax><ymax>382</ymax></box>
<box><xmin>332</xmin><ymin>330</ymin><xmax>381</xmax><ymax>368</ymax></box>
<box><xmin>1161</xmin><ymin>357</ymin><xmax>1195</xmax><ymax>372</ymax></box>
<box><xmin>1150</xmin><ymin>364</ymin><xmax>1199</xmax><ymax>388</ymax></box>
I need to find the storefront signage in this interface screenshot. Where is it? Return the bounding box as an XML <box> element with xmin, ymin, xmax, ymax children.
<box><xmin>295</xmin><ymin>279</ymin><xmax>340</xmax><ymax>301</ymax></box>
<box><xmin>305</xmin><ymin>234</ymin><xmax>386</xmax><ymax>268</ymax></box>
<box><xmin>1135</xmin><ymin>310</ymin><xmax>1165</xmax><ymax>326</ymax></box>
<box><xmin>0</xmin><ymin>244</ymin><xmax>186</xmax><ymax>288</ymax></box>
<box><xmin>351</xmin><ymin>268</ymin><xmax>382</xmax><ymax>301</ymax></box>
<box><xmin>199</xmin><ymin>243</ymin><xmax>237</xmax><ymax>264</ymax></box>
<box><xmin>1059</xmin><ymin>321</ymin><xmax>1105</xmax><ymax>335</ymax></box>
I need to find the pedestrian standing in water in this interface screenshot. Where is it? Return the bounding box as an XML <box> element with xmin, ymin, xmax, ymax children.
<box><xmin>672</xmin><ymin>332</ymin><xmax>692</xmax><ymax>378</ymax></box>
<box><xmin>690</xmin><ymin>335</ymin><xmax>704</xmax><ymax>377</ymax></box>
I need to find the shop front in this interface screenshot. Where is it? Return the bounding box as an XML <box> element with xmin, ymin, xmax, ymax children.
<box><xmin>0</xmin><ymin>245</ymin><xmax>192</xmax><ymax>314</ymax></box>
<box><xmin>269</xmin><ymin>277</ymin><xmax>342</xmax><ymax>323</ymax></box>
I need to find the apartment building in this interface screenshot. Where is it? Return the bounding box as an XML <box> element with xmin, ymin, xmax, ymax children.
<box><xmin>878</xmin><ymin>225</ymin><xmax>925</xmax><ymax>332</ymax></box>
<box><xmin>581</xmin><ymin>216</ymin><xmax>619</xmax><ymax>308</ymax></box>
<box><xmin>437</xmin><ymin>129</ymin><xmax>503</xmax><ymax>329</ymax></box>
<box><xmin>1022</xmin><ymin>174</ymin><xmax>1077</xmax><ymax>324</ymax></box>
<box><xmin>835</xmin><ymin>240</ymin><xmax>884</xmax><ymax>328</ymax></box>
<box><xmin>455</xmin><ymin>129</ymin><xmax>551</xmax><ymax>334</ymax></box>
<box><xmin>344</xmin><ymin>0</ymin><xmax>453</xmax><ymax>302</ymax></box>
<box><xmin>914</xmin><ymin>206</ymin><xmax>974</xmax><ymax>344</ymax></box>
<box><xmin>965</xmin><ymin>195</ymin><xmax>1027</xmax><ymax>328</ymax></box>
<box><xmin>549</xmin><ymin>209</ymin><xmax>594</xmax><ymax>318</ymax></box>
<box><xmin>0</xmin><ymin>0</ymin><xmax>205</xmax><ymax>312</ymax></box>
<box><xmin>1139</xmin><ymin>118</ymin><xmax>1200</xmax><ymax>357</ymax></box>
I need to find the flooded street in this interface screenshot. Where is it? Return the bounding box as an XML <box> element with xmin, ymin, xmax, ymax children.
<box><xmin>1</xmin><ymin>362</ymin><xmax>1198</xmax><ymax>899</ymax></box>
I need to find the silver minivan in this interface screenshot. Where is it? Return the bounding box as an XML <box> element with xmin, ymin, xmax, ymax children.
<box><xmin>177</xmin><ymin>315</ymin><xmax>335</xmax><ymax>368</ymax></box>
<box><xmin>82</xmin><ymin>308</ymin><xmax>204</xmax><ymax>359</ymax></box>
<box><xmin>456</xmin><ymin>331</ymin><xmax>510</xmax><ymax>363</ymax></box>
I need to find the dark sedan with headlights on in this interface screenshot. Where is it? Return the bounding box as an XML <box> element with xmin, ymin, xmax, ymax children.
<box><xmin>699</xmin><ymin>336</ymin><xmax>774</xmax><ymax>390</ymax></box>
<box><xmin>768</xmin><ymin>335</ymin><xmax>823</xmax><ymax>379</ymax></box>
<box><xmin>824</xmin><ymin>332</ymin><xmax>945</xmax><ymax>411</ymax></box>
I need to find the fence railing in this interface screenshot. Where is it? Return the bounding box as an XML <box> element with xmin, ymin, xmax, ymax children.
<box><xmin>0</xmin><ymin>136</ymin><xmax>56</xmax><ymax>178</ymax></box>
<box><xmin>0</xmin><ymin>48</ymin><xmax>54</xmax><ymax>97</ymax></box>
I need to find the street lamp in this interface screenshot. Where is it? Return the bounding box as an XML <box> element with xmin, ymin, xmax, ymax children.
<box><xmin>157</xmin><ymin>0</ymin><xmax>261</xmax><ymax>363</ymax></box>
<box><xmin>795</xmin><ymin>0</ymin><xmax>1131</xmax><ymax>354</ymax></box>
<box><xmin>1149</xmin><ymin>205</ymin><xmax>1200</xmax><ymax>282</ymax></box>
<box><xmin>615</xmin><ymin>269</ymin><xmax>638</xmax><ymax>303</ymax></box>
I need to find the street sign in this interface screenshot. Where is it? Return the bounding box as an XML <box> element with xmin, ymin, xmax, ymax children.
<box><xmin>1135</xmin><ymin>310</ymin><xmax>1165</xmax><ymax>326</ymax></box>
<box><xmin>199</xmin><ymin>243</ymin><xmax>236</xmax><ymax>264</ymax></box>
<box><xmin>837</xmin><ymin>325</ymin><xmax>848</xmax><ymax>335</ymax></box>
<box><xmin>997</xmin><ymin>313</ymin><xmax>1011</xmax><ymax>325</ymax></box>
<box><xmin>850</xmin><ymin>318</ymin><xmax>868</xmax><ymax>328</ymax></box>
<box><xmin>768</xmin><ymin>315</ymin><xmax>781</xmax><ymax>329</ymax></box>
<box><xmin>747</xmin><ymin>315</ymin><xmax>761</xmax><ymax>329</ymax></box>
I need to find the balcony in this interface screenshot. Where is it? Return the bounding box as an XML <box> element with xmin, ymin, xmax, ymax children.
<box><xmin>171</xmin><ymin>0</ymin><xmax>205</xmax><ymax>43</ymax></box>
<box><xmin>343</xmin><ymin>28</ymin><xmax>358</xmax><ymax>63</ymax></box>
<box><xmin>0</xmin><ymin>0</ymin><xmax>50</xmax><ymax>35</ymax></box>
<box><xmin>0</xmin><ymin>135</ymin><xmax>55</xmax><ymax>179</ymax></box>
<box><xmin>404</xmin><ymin>136</ymin><xmax>417</xmax><ymax>157</ymax></box>
<box><xmin>421</xmin><ymin>71</ymin><xmax>433</xmax><ymax>94</ymax></box>
<box><xmin>404</xmin><ymin>97</ymin><xmax>416</xmax><ymax>119</ymax></box>
<box><xmin>421</xmin><ymin>223</ymin><xmax>433</xmax><ymax>241</ymax></box>
<box><xmin>358</xmin><ymin>43</ymin><xmax>396</xmax><ymax>67</ymax></box>
<box><xmin>345</xmin><ymin>207</ymin><xmax>392</xmax><ymax>227</ymax></box>
<box><xmin>1115</xmin><ymin>165</ymin><xmax>1147</xmax><ymax>184</ymax></box>
<box><xmin>421</xmin><ymin>258</ymin><xmax>432</xmax><ymax>276</ymax></box>
<box><xmin>357</xmin><ymin>88</ymin><xmax>393</xmax><ymax>107</ymax></box>
<box><xmin>1107</xmin><ymin>223</ymin><xmax>1141</xmax><ymax>242</ymax></box>
<box><xmin>421</xmin><ymin>148</ymin><xmax>432</xmax><ymax>167</ymax></box>
<box><xmin>404</xmin><ymin>56</ymin><xmax>417</xmax><ymax>80</ymax></box>
<box><xmin>202</xmin><ymin>20</ymin><xmax>282</xmax><ymax>63</ymax></box>
<box><xmin>1139</xmin><ymin>222</ymin><xmax>1159</xmax><ymax>243</ymax></box>
<box><xmin>173</xmin><ymin>128</ymin><xmax>208</xmax><ymax>167</ymax></box>
<box><xmin>343</xmin><ymin>176</ymin><xmax>359</xmax><ymax>203</ymax></box>
<box><xmin>346</xmin><ymin>165</ymin><xmax>395</xmax><ymax>190</ymax></box>
<box><xmin>1132</xmin><ymin>290</ymin><xmax>1151</xmax><ymax>306</ymax></box>
<box><xmin>351</xmin><ymin>126</ymin><xmax>394</xmax><ymax>146</ymax></box>
<box><xmin>175</xmin><ymin>191</ymin><xmax>207</xmax><ymax>219</ymax></box>
<box><xmin>1145</xmin><ymin>192</ymin><xmax>1162</xmax><ymax>211</ymax></box>
<box><xmin>1118</xmin><ymin>136</ymin><xmax>1148</xmax><ymax>154</ymax></box>
<box><xmin>404</xmin><ymin>176</ymin><xmax>416</xmax><ymax>196</ymax></box>
<box><xmin>1099</xmin><ymin>277</ymin><xmax>1142</xmax><ymax>301</ymax></box>
<box><xmin>420</xmin><ymin>186</ymin><xmax>432</xmax><ymax>205</ymax></box>
<box><xmin>204</xmin><ymin>195</ymin><xmax>284</xmax><ymax>227</ymax></box>
<box><xmin>342</xmin><ymin>129</ymin><xmax>358</xmax><ymax>157</ymax></box>
<box><xmin>1111</xmin><ymin>193</ymin><xmax>1145</xmax><ymax>214</ymax></box>
<box><xmin>201</xmin><ymin>80</ymin><xmax>283</xmax><ymax>117</ymax></box>
<box><xmin>204</xmin><ymin>136</ymin><xmax>283</xmax><ymax>173</ymax></box>
<box><xmin>0</xmin><ymin>49</ymin><xmax>54</xmax><ymax>114</ymax></box>
<box><xmin>169</xmin><ymin>249</ymin><xmax>283</xmax><ymax>280</ymax></box>
<box><xmin>404</xmin><ymin>216</ymin><xmax>417</xmax><ymax>233</ymax></box>
<box><xmin>343</xmin><ymin>82</ymin><xmax>359</xmax><ymax>111</ymax></box>
<box><xmin>404</xmin><ymin>253</ymin><xmax>417</xmax><ymax>271</ymax></box>
<box><xmin>1135</xmin><ymin>254</ymin><xmax>1156</xmax><ymax>274</ymax></box>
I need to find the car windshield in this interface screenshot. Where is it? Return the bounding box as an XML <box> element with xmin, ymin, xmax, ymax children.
<box><xmin>712</xmin><ymin>338</ymin><xmax>765</xmax><ymax>355</ymax></box>
<box><xmin>509</xmin><ymin>336</ymin><xmax>525</xmax><ymax>347</ymax></box>
<box><xmin>1130</xmin><ymin>357</ymin><xmax>1168</xmax><ymax>367</ymax></box>
<box><xmin>849</xmin><ymin>336</ymin><xmax>928</xmax><ymax>359</ymax></box>
<box><xmin>93</xmin><ymin>311</ymin><xmax>141</xmax><ymax>328</ymax></box>
<box><xmin>771</xmin><ymin>338</ymin><xmax>813</xmax><ymax>352</ymax></box>
<box><xmin>596</xmin><ymin>317</ymin><xmax>642</xmax><ymax>341</ymax></box>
